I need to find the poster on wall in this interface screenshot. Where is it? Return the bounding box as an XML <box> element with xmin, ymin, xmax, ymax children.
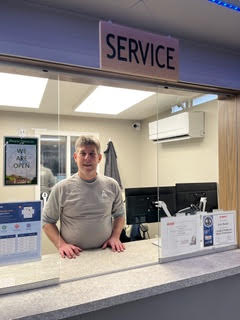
<box><xmin>4</xmin><ymin>137</ymin><xmax>38</xmax><ymax>185</ymax></box>
<box><xmin>0</xmin><ymin>201</ymin><xmax>42</xmax><ymax>265</ymax></box>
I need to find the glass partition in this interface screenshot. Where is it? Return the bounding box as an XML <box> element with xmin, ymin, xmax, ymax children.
<box><xmin>0</xmin><ymin>64</ymin><xmax>60</xmax><ymax>294</ymax></box>
<box><xmin>0</xmin><ymin>60</ymin><xmax>223</xmax><ymax>289</ymax></box>
<box><xmin>57</xmin><ymin>76</ymin><xmax>160</xmax><ymax>281</ymax></box>
<box><xmin>156</xmin><ymin>86</ymin><xmax>220</xmax><ymax>262</ymax></box>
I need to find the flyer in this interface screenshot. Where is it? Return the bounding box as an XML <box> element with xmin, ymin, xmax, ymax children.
<box><xmin>213</xmin><ymin>211</ymin><xmax>236</xmax><ymax>246</ymax></box>
<box><xmin>0</xmin><ymin>201</ymin><xmax>42</xmax><ymax>265</ymax></box>
<box><xmin>201</xmin><ymin>211</ymin><xmax>236</xmax><ymax>247</ymax></box>
<box><xmin>161</xmin><ymin>215</ymin><xmax>201</xmax><ymax>257</ymax></box>
<box><xmin>4</xmin><ymin>137</ymin><xmax>38</xmax><ymax>185</ymax></box>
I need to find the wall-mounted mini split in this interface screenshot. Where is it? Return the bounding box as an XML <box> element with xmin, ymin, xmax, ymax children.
<box><xmin>132</xmin><ymin>122</ymin><xmax>141</xmax><ymax>130</ymax></box>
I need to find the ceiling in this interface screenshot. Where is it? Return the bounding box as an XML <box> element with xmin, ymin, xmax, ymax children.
<box><xmin>0</xmin><ymin>77</ymin><xmax>200</xmax><ymax>120</ymax></box>
<box><xmin>25</xmin><ymin>0</ymin><xmax>240</xmax><ymax>52</ymax></box>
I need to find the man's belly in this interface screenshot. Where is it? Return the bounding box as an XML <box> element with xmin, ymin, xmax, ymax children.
<box><xmin>60</xmin><ymin>216</ymin><xmax>112</xmax><ymax>249</ymax></box>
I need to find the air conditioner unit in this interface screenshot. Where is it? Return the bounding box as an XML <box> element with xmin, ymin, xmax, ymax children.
<box><xmin>149</xmin><ymin>111</ymin><xmax>205</xmax><ymax>143</ymax></box>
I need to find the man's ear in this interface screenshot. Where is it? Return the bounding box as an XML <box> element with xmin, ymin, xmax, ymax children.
<box><xmin>98</xmin><ymin>153</ymin><xmax>102</xmax><ymax>163</ymax></box>
<box><xmin>73</xmin><ymin>152</ymin><xmax>77</xmax><ymax>162</ymax></box>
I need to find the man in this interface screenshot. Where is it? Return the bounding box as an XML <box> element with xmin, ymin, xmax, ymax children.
<box><xmin>42</xmin><ymin>135</ymin><xmax>125</xmax><ymax>259</ymax></box>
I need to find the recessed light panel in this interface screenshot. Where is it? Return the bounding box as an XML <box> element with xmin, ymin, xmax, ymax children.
<box><xmin>75</xmin><ymin>85</ymin><xmax>155</xmax><ymax>115</ymax></box>
<box><xmin>0</xmin><ymin>73</ymin><xmax>48</xmax><ymax>108</ymax></box>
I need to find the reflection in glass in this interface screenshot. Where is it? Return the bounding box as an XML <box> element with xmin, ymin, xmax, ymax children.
<box><xmin>70</xmin><ymin>136</ymin><xmax>78</xmax><ymax>175</ymax></box>
<box><xmin>0</xmin><ymin>68</ymin><xmax>60</xmax><ymax>294</ymax></box>
<box><xmin>40</xmin><ymin>135</ymin><xmax>66</xmax><ymax>199</ymax></box>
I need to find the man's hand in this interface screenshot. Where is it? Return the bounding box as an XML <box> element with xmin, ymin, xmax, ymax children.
<box><xmin>102</xmin><ymin>236</ymin><xmax>125</xmax><ymax>252</ymax></box>
<box><xmin>59</xmin><ymin>243</ymin><xmax>82</xmax><ymax>259</ymax></box>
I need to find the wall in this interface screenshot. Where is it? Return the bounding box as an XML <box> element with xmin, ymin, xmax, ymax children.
<box><xmin>139</xmin><ymin>100</ymin><xmax>219</xmax><ymax>237</ymax></box>
<box><xmin>57</xmin><ymin>114</ymin><xmax>142</xmax><ymax>189</ymax></box>
<box><xmin>0</xmin><ymin>99</ymin><xmax>219</xmax><ymax>252</ymax></box>
<box><xmin>0</xmin><ymin>1</ymin><xmax>240</xmax><ymax>89</ymax></box>
<box><xmin>0</xmin><ymin>111</ymin><xmax>142</xmax><ymax>202</ymax></box>
<box><xmin>62</xmin><ymin>101</ymin><xmax>218</xmax><ymax>239</ymax></box>
<box><xmin>66</xmin><ymin>274</ymin><xmax>240</xmax><ymax>320</ymax></box>
<box><xmin>140</xmin><ymin>100</ymin><xmax>218</xmax><ymax>186</ymax></box>
<box><xmin>218</xmin><ymin>96</ymin><xmax>240</xmax><ymax>244</ymax></box>
<box><xmin>0</xmin><ymin>110</ymin><xmax>144</xmax><ymax>254</ymax></box>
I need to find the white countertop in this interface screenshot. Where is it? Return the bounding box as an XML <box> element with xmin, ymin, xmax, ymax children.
<box><xmin>1</xmin><ymin>247</ymin><xmax>240</xmax><ymax>320</ymax></box>
<box><xmin>0</xmin><ymin>239</ymin><xmax>159</xmax><ymax>294</ymax></box>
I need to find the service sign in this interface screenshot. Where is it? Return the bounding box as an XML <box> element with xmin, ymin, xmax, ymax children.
<box><xmin>100</xmin><ymin>21</ymin><xmax>179</xmax><ymax>81</ymax></box>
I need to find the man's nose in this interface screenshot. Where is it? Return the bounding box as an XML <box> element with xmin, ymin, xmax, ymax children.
<box><xmin>84</xmin><ymin>153</ymin><xmax>91</xmax><ymax>160</ymax></box>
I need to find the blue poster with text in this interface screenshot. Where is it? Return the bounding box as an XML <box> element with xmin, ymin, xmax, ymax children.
<box><xmin>0</xmin><ymin>201</ymin><xmax>42</xmax><ymax>265</ymax></box>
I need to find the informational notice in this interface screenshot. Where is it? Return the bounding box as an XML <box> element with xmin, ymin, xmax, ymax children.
<box><xmin>161</xmin><ymin>215</ymin><xmax>201</xmax><ymax>258</ymax></box>
<box><xmin>0</xmin><ymin>201</ymin><xmax>41</xmax><ymax>265</ymax></box>
<box><xmin>4</xmin><ymin>137</ymin><xmax>38</xmax><ymax>185</ymax></box>
<box><xmin>202</xmin><ymin>211</ymin><xmax>236</xmax><ymax>247</ymax></box>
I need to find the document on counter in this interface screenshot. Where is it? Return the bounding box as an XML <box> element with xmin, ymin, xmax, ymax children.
<box><xmin>161</xmin><ymin>215</ymin><xmax>201</xmax><ymax>258</ymax></box>
<box><xmin>0</xmin><ymin>201</ymin><xmax>42</xmax><ymax>265</ymax></box>
<box><xmin>212</xmin><ymin>211</ymin><xmax>236</xmax><ymax>246</ymax></box>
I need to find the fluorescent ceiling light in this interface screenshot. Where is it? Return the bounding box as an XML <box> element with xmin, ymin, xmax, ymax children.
<box><xmin>75</xmin><ymin>85</ymin><xmax>155</xmax><ymax>115</ymax></box>
<box><xmin>0</xmin><ymin>73</ymin><xmax>48</xmax><ymax>108</ymax></box>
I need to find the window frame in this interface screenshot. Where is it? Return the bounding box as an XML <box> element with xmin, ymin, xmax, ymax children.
<box><xmin>34</xmin><ymin>129</ymin><xmax>99</xmax><ymax>200</ymax></box>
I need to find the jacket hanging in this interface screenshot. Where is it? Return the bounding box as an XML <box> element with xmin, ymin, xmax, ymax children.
<box><xmin>104</xmin><ymin>141</ymin><xmax>122</xmax><ymax>189</ymax></box>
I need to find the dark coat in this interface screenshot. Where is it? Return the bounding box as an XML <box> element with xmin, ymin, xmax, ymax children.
<box><xmin>104</xmin><ymin>141</ymin><xmax>122</xmax><ymax>189</ymax></box>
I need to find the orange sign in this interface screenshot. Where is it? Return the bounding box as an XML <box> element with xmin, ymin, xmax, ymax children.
<box><xmin>100</xmin><ymin>21</ymin><xmax>179</xmax><ymax>81</ymax></box>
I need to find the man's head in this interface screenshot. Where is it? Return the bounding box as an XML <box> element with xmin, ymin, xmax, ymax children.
<box><xmin>75</xmin><ymin>135</ymin><xmax>101</xmax><ymax>154</ymax></box>
<box><xmin>74</xmin><ymin>135</ymin><xmax>102</xmax><ymax>180</ymax></box>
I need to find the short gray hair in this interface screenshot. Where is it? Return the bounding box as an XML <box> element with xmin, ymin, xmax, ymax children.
<box><xmin>75</xmin><ymin>135</ymin><xmax>101</xmax><ymax>154</ymax></box>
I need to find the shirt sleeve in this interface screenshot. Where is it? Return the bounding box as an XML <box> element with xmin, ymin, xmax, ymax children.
<box><xmin>42</xmin><ymin>183</ymin><xmax>62</xmax><ymax>226</ymax></box>
<box><xmin>111</xmin><ymin>180</ymin><xmax>125</xmax><ymax>219</ymax></box>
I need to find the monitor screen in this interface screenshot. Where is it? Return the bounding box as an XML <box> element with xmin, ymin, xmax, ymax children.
<box><xmin>176</xmin><ymin>182</ymin><xmax>218</xmax><ymax>213</ymax></box>
<box><xmin>125</xmin><ymin>186</ymin><xmax>176</xmax><ymax>225</ymax></box>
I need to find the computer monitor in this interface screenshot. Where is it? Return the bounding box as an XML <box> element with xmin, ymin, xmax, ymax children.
<box><xmin>176</xmin><ymin>182</ymin><xmax>218</xmax><ymax>213</ymax></box>
<box><xmin>125</xmin><ymin>186</ymin><xmax>176</xmax><ymax>225</ymax></box>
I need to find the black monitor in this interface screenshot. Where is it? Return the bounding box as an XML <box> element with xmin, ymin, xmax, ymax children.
<box><xmin>176</xmin><ymin>182</ymin><xmax>218</xmax><ymax>213</ymax></box>
<box><xmin>125</xmin><ymin>186</ymin><xmax>176</xmax><ymax>225</ymax></box>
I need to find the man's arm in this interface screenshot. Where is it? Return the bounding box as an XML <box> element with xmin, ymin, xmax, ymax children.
<box><xmin>43</xmin><ymin>223</ymin><xmax>82</xmax><ymax>259</ymax></box>
<box><xmin>102</xmin><ymin>216</ymin><xmax>125</xmax><ymax>252</ymax></box>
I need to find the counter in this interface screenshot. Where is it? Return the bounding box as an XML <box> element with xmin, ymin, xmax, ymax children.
<box><xmin>1</xmin><ymin>244</ymin><xmax>240</xmax><ymax>320</ymax></box>
<box><xmin>0</xmin><ymin>239</ymin><xmax>159</xmax><ymax>295</ymax></box>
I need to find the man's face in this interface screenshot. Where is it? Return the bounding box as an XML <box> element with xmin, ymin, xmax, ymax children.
<box><xmin>74</xmin><ymin>144</ymin><xmax>102</xmax><ymax>180</ymax></box>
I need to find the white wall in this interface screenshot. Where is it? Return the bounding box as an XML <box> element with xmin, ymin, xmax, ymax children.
<box><xmin>139</xmin><ymin>100</ymin><xmax>219</xmax><ymax>237</ymax></box>
<box><xmin>0</xmin><ymin>110</ymin><xmax>143</xmax><ymax>254</ymax></box>
<box><xmin>0</xmin><ymin>111</ymin><xmax>142</xmax><ymax>202</ymax></box>
<box><xmin>0</xmin><ymin>99</ymin><xmax>219</xmax><ymax>251</ymax></box>
<box><xmin>140</xmin><ymin>100</ymin><xmax>219</xmax><ymax>186</ymax></box>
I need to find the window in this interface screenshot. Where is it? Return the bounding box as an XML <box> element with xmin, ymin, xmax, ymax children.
<box><xmin>171</xmin><ymin>94</ymin><xmax>218</xmax><ymax>114</ymax></box>
<box><xmin>35</xmin><ymin>130</ymin><xmax>98</xmax><ymax>200</ymax></box>
<box><xmin>171</xmin><ymin>101</ymin><xmax>188</xmax><ymax>113</ymax></box>
<box><xmin>192</xmin><ymin>94</ymin><xmax>218</xmax><ymax>107</ymax></box>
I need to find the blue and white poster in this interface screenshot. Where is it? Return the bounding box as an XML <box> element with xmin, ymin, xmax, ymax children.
<box><xmin>203</xmin><ymin>215</ymin><xmax>214</xmax><ymax>247</ymax></box>
<box><xmin>4</xmin><ymin>137</ymin><xmax>38</xmax><ymax>185</ymax></box>
<box><xmin>0</xmin><ymin>201</ymin><xmax>42</xmax><ymax>265</ymax></box>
